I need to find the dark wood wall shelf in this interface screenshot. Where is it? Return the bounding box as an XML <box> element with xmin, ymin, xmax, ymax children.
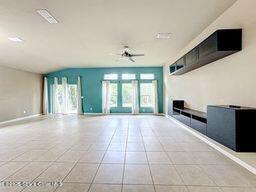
<box><xmin>169</xmin><ymin>29</ymin><xmax>242</xmax><ymax>75</ymax></box>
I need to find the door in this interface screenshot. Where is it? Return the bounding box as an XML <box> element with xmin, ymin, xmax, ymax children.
<box><xmin>67</xmin><ymin>84</ymin><xmax>78</xmax><ymax>113</ymax></box>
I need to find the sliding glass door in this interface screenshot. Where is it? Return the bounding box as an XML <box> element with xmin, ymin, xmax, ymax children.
<box><xmin>109</xmin><ymin>83</ymin><xmax>118</xmax><ymax>107</ymax></box>
<box><xmin>53</xmin><ymin>84</ymin><xmax>78</xmax><ymax>114</ymax></box>
<box><xmin>67</xmin><ymin>84</ymin><xmax>78</xmax><ymax>113</ymax></box>
<box><xmin>56</xmin><ymin>85</ymin><xmax>63</xmax><ymax>113</ymax></box>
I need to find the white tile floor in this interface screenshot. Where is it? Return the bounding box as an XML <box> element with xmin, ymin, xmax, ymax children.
<box><xmin>0</xmin><ymin>115</ymin><xmax>255</xmax><ymax>192</ymax></box>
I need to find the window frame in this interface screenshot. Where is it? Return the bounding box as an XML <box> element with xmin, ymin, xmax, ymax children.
<box><xmin>109</xmin><ymin>83</ymin><xmax>118</xmax><ymax>107</ymax></box>
<box><xmin>121</xmin><ymin>73</ymin><xmax>136</xmax><ymax>80</ymax></box>
<box><xmin>140</xmin><ymin>73</ymin><xmax>155</xmax><ymax>80</ymax></box>
<box><xmin>140</xmin><ymin>82</ymin><xmax>154</xmax><ymax>108</ymax></box>
<box><xmin>122</xmin><ymin>82</ymin><xmax>133</xmax><ymax>107</ymax></box>
<box><xmin>67</xmin><ymin>84</ymin><xmax>78</xmax><ymax>113</ymax></box>
<box><xmin>56</xmin><ymin>84</ymin><xmax>64</xmax><ymax>113</ymax></box>
<box><xmin>104</xmin><ymin>73</ymin><xmax>118</xmax><ymax>80</ymax></box>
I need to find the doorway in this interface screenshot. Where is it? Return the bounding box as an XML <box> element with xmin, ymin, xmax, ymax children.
<box><xmin>53</xmin><ymin>84</ymin><xmax>78</xmax><ymax>114</ymax></box>
<box><xmin>67</xmin><ymin>84</ymin><xmax>78</xmax><ymax>113</ymax></box>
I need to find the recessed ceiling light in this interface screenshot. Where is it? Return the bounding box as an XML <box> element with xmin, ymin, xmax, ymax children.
<box><xmin>37</xmin><ymin>9</ymin><xmax>58</xmax><ymax>24</ymax></box>
<box><xmin>8</xmin><ymin>37</ymin><xmax>23</xmax><ymax>42</ymax></box>
<box><xmin>156</xmin><ymin>33</ymin><xmax>171</xmax><ymax>39</ymax></box>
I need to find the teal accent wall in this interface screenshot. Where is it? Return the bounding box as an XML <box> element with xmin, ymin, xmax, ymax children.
<box><xmin>46</xmin><ymin>67</ymin><xmax>163</xmax><ymax>114</ymax></box>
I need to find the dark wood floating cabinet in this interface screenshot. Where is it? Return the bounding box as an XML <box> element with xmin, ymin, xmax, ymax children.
<box><xmin>171</xmin><ymin>100</ymin><xmax>207</xmax><ymax>135</ymax></box>
<box><xmin>169</xmin><ymin>29</ymin><xmax>242</xmax><ymax>75</ymax></box>
<box><xmin>171</xmin><ymin>101</ymin><xmax>256</xmax><ymax>152</ymax></box>
<box><xmin>207</xmin><ymin>105</ymin><xmax>256</xmax><ymax>152</ymax></box>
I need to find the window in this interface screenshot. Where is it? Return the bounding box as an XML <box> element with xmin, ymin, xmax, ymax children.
<box><xmin>140</xmin><ymin>73</ymin><xmax>154</xmax><ymax>80</ymax></box>
<box><xmin>104</xmin><ymin>74</ymin><xmax>118</xmax><ymax>80</ymax></box>
<box><xmin>55</xmin><ymin>84</ymin><xmax>78</xmax><ymax>114</ymax></box>
<box><xmin>56</xmin><ymin>85</ymin><xmax>63</xmax><ymax>113</ymax></box>
<box><xmin>67</xmin><ymin>84</ymin><xmax>78</xmax><ymax>113</ymax></box>
<box><xmin>140</xmin><ymin>83</ymin><xmax>154</xmax><ymax>107</ymax></box>
<box><xmin>122</xmin><ymin>74</ymin><xmax>136</xmax><ymax>80</ymax></box>
<box><xmin>122</xmin><ymin>83</ymin><xmax>133</xmax><ymax>107</ymax></box>
<box><xmin>110</xmin><ymin>83</ymin><xmax>118</xmax><ymax>107</ymax></box>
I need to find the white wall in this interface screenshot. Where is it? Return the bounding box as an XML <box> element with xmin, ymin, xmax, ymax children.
<box><xmin>164</xmin><ymin>0</ymin><xmax>256</xmax><ymax>113</ymax></box>
<box><xmin>0</xmin><ymin>66</ymin><xmax>43</xmax><ymax>122</ymax></box>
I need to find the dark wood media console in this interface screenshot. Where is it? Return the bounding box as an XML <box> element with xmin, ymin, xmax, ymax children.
<box><xmin>207</xmin><ymin>105</ymin><xmax>256</xmax><ymax>152</ymax></box>
<box><xmin>170</xmin><ymin>100</ymin><xmax>256</xmax><ymax>152</ymax></box>
<box><xmin>172</xmin><ymin>100</ymin><xmax>207</xmax><ymax>135</ymax></box>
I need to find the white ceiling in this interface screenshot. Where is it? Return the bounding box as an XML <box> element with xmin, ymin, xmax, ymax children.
<box><xmin>0</xmin><ymin>0</ymin><xmax>236</xmax><ymax>74</ymax></box>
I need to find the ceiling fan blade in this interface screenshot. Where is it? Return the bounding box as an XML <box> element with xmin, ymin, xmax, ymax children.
<box><xmin>124</xmin><ymin>46</ymin><xmax>130</xmax><ymax>52</ymax></box>
<box><xmin>130</xmin><ymin>54</ymin><xmax>145</xmax><ymax>57</ymax></box>
<box><xmin>129</xmin><ymin>57</ymin><xmax>135</xmax><ymax>62</ymax></box>
<box><xmin>116</xmin><ymin>57</ymin><xmax>129</xmax><ymax>62</ymax></box>
<box><xmin>109</xmin><ymin>53</ymin><xmax>122</xmax><ymax>56</ymax></box>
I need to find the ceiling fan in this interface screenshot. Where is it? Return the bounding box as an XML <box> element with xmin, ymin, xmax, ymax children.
<box><xmin>111</xmin><ymin>46</ymin><xmax>145</xmax><ymax>62</ymax></box>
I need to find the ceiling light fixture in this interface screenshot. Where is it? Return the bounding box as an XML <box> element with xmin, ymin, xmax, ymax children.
<box><xmin>8</xmin><ymin>37</ymin><xmax>23</xmax><ymax>42</ymax></box>
<box><xmin>37</xmin><ymin>9</ymin><xmax>58</xmax><ymax>24</ymax></box>
<box><xmin>156</xmin><ymin>33</ymin><xmax>171</xmax><ymax>39</ymax></box>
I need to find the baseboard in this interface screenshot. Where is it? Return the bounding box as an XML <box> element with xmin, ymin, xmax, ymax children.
<box><xmin>165</xmin><ymin>114</ymin><xmax>256</xmax><ymax>175</ymax></box>
<box><xmin>0</xmin><ymin>114</ymin><xmax>42</xmax><ymax>125</ymax></box>
<box><xmin>83</xmin><ymin>113</ymin><xmax>164</xmax><ymax>116</ymax></box>
<box><xmin>84</xmin><ymin>113</ymin><xmax>103</xmax><ymax>115</ymax></box>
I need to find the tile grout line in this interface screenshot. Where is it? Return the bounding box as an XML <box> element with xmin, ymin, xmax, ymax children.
<box><xmin>1</xmin><ymin>115</ymin><xmax>255</xmax><ymax>192</ymax></box>
<box><xmin>139</xmin><ymin>118</ymin><xmax>157</xmax><ymax>192</ymax></box>
<box><xmin>53</xmin><ymin>114</ymin><xmax>120</xmax><ymax>192</ymax></box>
<box><xmin>121</xmin><ymin>116</ymin><xmax>130</xmax><ymax>192</ymax></box>
<box><xmin>165</xmin><ymin>115</ymin><xmax>256</xmax><ymax>176</ymax></box>
<box><xmin>2</xmin><ymin>143</ymin><xmax>63</xmax><ymax>184</ymax></box>
<box><xmin>1</xmin><ymin>131</ymin><xmax>75</xmax><ymax>191</ymax></box>
<box><xmin>51</xmin><ymin>148</ymin><xmax>90</xmax><ymax>191</ymax></box>
<box><xmin>19</xmin><ymin>156</ymin><xmax>71</xmax><ymax>191</ymax></box>
<box><xmin>8</xmin><ymin>140</ymin><xmax>64</xmax><ymax>163</ymax></box>
<box><xmin>153</xmin><ymin>118</ymin><xmax>222</xmax><ymax>189</ymax></box>
<box><xmin>149</xmin><ymin>119</ymin><xmax>195</xmax><ymax>191</ymax></box>
<box><xmin>18</xmin><ymin>134</ymin><xmax>87</xmax><ymax>191</ymax></box>
<box><xmin>149</xmin><ymin>118</ymin><xmax>221</xmax><ymax>190</ymax></box>
<box><xmin>0</xmin><ymin>161</ymin><xmax>30</xmax><ymax>185</ymax></box>
<box><xmin>163</xmin><ymin>116</ymin><xmax>256</xmax><ymax>189</ymax></box>
<box><xmin>86</xmin><ymin>117</ymin><xmax>123</xmax><ymax>192</ymax></box>
<box><xmin>0</xmin><ymin>115</ymin><xmax>74</xmax><ymax>192</ymax></box>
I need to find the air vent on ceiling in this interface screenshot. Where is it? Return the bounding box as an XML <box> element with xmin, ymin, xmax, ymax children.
<box><xmin>37</xmin><ymin>9</ymin><xmax>58</xmax><ymax>24</ymax></box>
<box><xmin>156</xmin><ymin>33</ymin><xmax>171</xmax><ymax>39</ymax></box>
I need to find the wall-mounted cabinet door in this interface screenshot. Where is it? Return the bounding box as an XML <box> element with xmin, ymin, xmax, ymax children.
<box><xmin>185</xmin><ymin>48</ymin><xmax>198</xmax><ymax>66</ymax></box>
<box><xmin>191</xmin><ymin>115</ymin><xmax>207</xmax><ymax>135</ymax></box>
<box><xmin>180</xmin><ymin>111</ymin><xmax>191</xmax><ymax>126</ymax></box>
<box><xmin>176</xmin><ymin>57</ymin><xmax>186</xmax><ymax>70</ymax></box>
<box><xmin>198</xmin><ymin>32</ymin><xmax>217</xmax><ymax>58</ymax></box>
<box><xmin>170</xmin><ymin>65</ymin><xmax>176</xmax><ymax>74</ymax></box>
